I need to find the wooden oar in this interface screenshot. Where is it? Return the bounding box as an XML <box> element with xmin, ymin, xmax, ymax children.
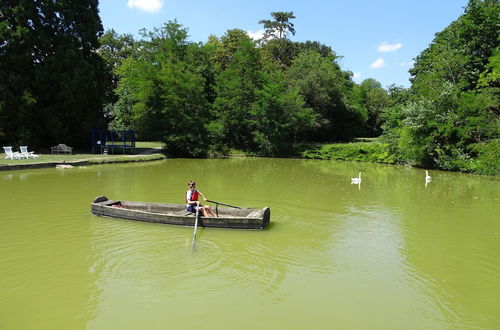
<box><xmin>192</xmin><ymin>204</ymin><xmax>199</xmax><ymax>247</ymax></box>
<box><xmin>206</xmin><ymin>199</ymin><xmax>242</xmax><ymax>209</ymax></box>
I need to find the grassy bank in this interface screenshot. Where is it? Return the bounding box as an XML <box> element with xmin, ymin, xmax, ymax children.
<box><xmin>87</xmin><ymin>153</ymin><xmax>165</xmax><ymax>164</ymax></box>
<box><xmin>0</xmin><ymin>153</ymin><xmax>165</xmax><ymax>168</ymax></box>
<box><xmin>0</xmin><ymin>141</ymin><xmax>165</xmax><ymax>170</ymax></box>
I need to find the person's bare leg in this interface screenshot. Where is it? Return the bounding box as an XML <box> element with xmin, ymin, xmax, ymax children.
<box><xmin>201</xmin><ymin>206</ymin><xmax>214</xmax><ymax>217</ymax></box>
<box><xmin>207</xmin><ymin>206</ymin><xmax>216</xmax><ymax>217</ymax></box>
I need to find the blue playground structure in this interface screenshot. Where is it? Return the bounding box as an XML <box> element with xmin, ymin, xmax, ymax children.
<box><xmin>91</xmin><ymin>129</ymin><xmax>136</xmax><ymax>154</ymax></box>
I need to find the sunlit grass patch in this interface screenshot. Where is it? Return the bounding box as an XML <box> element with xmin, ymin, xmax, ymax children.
<box><xmin>135</xmin><ymin>141</ymin><xmax>163</xmax><ymax>149</ymax></box>
<box><xmin>88</xmin><ymin>153</ymin><xmax>165</xmax><ymax>164</ymax></box>
<box><xmin>0</xmin><ymin>141</ymin><xmax>165</xmax><ymax>167</ymax></box>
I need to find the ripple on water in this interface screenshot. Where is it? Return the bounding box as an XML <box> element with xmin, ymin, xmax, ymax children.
<box><xmin>87</xmin><ymin>222</ymin><xmax>236</xmax><ymax>293</ymax></box>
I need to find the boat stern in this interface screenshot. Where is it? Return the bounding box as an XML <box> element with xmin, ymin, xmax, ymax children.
<box><xmin>261</xmin><ymin>207</ymin><xmax>271</xmax><ymax>229</ymax></box>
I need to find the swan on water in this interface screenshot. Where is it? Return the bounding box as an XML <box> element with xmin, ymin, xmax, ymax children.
<box><xmin>425</xmin><ymin>170</ymin><xmax>432</xmax><ymax>182</ymax></box>
<box><xmin>351</xmin><ymin>172</ymin><xmax>361</xmax><ymax>184</ymax></box>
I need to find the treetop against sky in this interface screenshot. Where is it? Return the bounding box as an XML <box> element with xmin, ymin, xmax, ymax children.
<box><xmin>99</xmin><ymin>0</ymin><xmax>468</xmax><ymax>88</ymax></box>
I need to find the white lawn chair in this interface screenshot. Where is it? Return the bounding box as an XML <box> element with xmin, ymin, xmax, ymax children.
<box><xmin>3</xmin><ymin>146</ymin><xmax>26</xmax><ymax>159</ymax></box>
<box><xmin>19</xmin><ymin>146</ymin><xmax>39</xmax><ymax>159</ymax></box>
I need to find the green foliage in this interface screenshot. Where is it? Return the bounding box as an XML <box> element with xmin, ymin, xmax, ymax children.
<box><xmin>468</xmin><ymin>139</ymin><xmax>500</xmax><ymax>175</ymax></box>
<box><xmin>113</xmin><ymin>21</ymin><xmax>210</xmax><ymax>157</ymax></box>
<box><xmin>478</xmin><ymin>48</ymin><xmax>500</xmax><ymax>87</ymax></box>
<box><xmin>301</xmin><ymin>142</ymin><xmax>396</xmax><ymax>163</ymax></box>
<box><xmin>260</xmin><ymin>39</ymin><xmax>337</xmax><ymax>71</ymax></box>
<box><xmin>0</xmin><ymin>0</ymin><xmax>109</xmax><ymax>148</ymax></box>
<box><xmin>294</xmin><ymin>41</ymin><xmax>337</xmax><ymax>59</ymax></box>
<box><xmin>1</xmin><ymin>3</ymin><xmax>496</xmax><ymax>175</ymax></box>
<box><xmin>99</xmin><ymin>29</ymin><xmax>137</xmax><ymax>68</ymax></box>
<box><xmin>260</xmin><ymin>38</ymin><xmax>297</xmax><ymax>69</ymax></box>
<box><xmin>0</xmin><ymin>5</ymin><xmax>392</xmax><ymax>160</ymax></box>
<box><xmin>287</xmin><ymin>50</ymin><xmax>367</xmax><ymax>141</ymax></box>
<box><xmin>386</xmin><ymin>84</ymin><xmax>411</xmax><ymax>104</ymax></box>
<box><xmin>357</xmin><ymin>78</ymin><xmax>391</xmax><ymax>136</ymax></box>
<box><xmin>381</xmin><ymin>0</ymin><xmax>500</xmax><ymax>175</ymax></box>
<box><xmin>410</xmin><ymin>0</ymin><xmax>499</xmax><ymax>94</ymax></box>
<box><xmin>98</xmin><ymin>29</ymin><xmax>137</xmax><ymax>116</ymax></box>
<box><xmin>213</xmin><ymin>29</ymin><xmax>253</xmax><ymax>71</ymax></box>
<box><xmin>108</xmin><ymin>75</ymin><xmax>135</xmax><ymax>131</ymax></box>
<box><xmin>212</xmin><ymin>35</ymin><xmax>261</xmax><ymax>149</ymax></box>
<box><xmin>249</xmin><ymin>73</ymin><xmax>315</xmax><ymax>156</ymax></box>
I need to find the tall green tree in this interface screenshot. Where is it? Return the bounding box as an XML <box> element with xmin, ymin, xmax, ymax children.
<box><xmin>259</xmin><ymin>12</ymin><xmax>297</xmax><ymax>69</ymax></box>
<box><xmin>358</xmin><ymin>78</ymin><xmax>391</xmax><ymax>136</ymax></box>
<box><xmin>249</xmin><ymin>71</ymin><xmax>315</xmax><ymax>155</ymax></box>
<box><xmin>258</xmin><ymin>11</ymin><xmax>296</xmax><ymax>41</ymax></box>
<box><xmin>98</xmin><ymin>29</ymin><xmax>137</xmax><ymax>124</ymax></box>
<box><xmin>116</xmin><ymin>21</ymin><xmax>210</xmax><ymax>156</ymax></box>
<box><xmin>213</xmin><ymin>29</ymin><xmax>252</xmax><ymax>71</ymax></box>
<box><xmin>0</xmin><ymin>0</ymin><xmax>109</xmax><ymax>148</ymax></box>
<box><xmin>287</xmin><ymin>50</ymin><xmax>366</xmax><ymax>141</ymax></box>
<box><xmin>212</xmin><ymin>32</ymin><xmax>261</xmax><ymax>150</ymax></box>
<box><xmin>98</xmin><ymin>29</ymin><xmax>137</xmax><ymax>78</ymax></box>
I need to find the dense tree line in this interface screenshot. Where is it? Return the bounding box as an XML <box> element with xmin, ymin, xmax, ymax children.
<box><xmin>99</xmin><ymin>13</ymin><xmax>374</xmax><ymax>157</ymax></box>
<box><xmin>1</xmin><ymin>1</ymin><xmax>498</xmax><ymax>174</ymax></box>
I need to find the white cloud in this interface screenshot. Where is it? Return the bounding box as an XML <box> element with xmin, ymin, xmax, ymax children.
<box><xmin>370</xmin><ymin>58</ymin><xmax>385</xmax><ymax>69</ymax></box>
<box><xmin>247</xmin><ymin>29</ymin><xmax>265</xmax><ymax>40</ymax></box>
<box><xmin>377</xmin><ymin>42</ymin><xmax>402</xmax><ymax>53</ymax></box>
<box><xmin>353</xmin><ymin>72</ymin><xmax>362</xmax><ymax>79</ymax></box>
<box><xmin>127</xmin><ymin>0</ymin><xmax>163</xmax><ymax>13</ymax></box>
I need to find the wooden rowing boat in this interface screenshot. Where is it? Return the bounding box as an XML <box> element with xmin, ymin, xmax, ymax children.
<box><xmin>91</xmin><ymin>196</ymin><xmax>270</xmax><ymax>230</ymax></box>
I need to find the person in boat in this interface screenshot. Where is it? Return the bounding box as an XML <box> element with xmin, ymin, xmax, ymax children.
<box><xmin>186</xmin><ymin>181</ymin><xmax>216</xmax><ymax>217</ymax></box>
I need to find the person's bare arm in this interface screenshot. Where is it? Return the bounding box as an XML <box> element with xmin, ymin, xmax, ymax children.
<box><xmin>198</xmin><ymin>191</ymin><xmax>208</xmax><ymax>201</ymax></box>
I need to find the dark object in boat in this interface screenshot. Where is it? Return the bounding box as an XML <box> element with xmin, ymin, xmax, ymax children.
<box><xmin>91</xmin><ymin>196</ymin><xmax>270</xmax><ymax>230</ymax></box>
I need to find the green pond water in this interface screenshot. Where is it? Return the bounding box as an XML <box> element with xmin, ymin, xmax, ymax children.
<box><xmin>1</xmin><ymin>158</ymin><xmax>499</xmax><ymax>329</ymax></box>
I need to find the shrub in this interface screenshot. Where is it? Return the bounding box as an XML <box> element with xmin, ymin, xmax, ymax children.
<box><xmin>301</xmin><ymin>142</ymin><xmax>396</xmax><ymax>163</ymax></box>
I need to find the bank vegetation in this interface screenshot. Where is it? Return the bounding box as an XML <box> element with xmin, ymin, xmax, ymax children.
<box><xmin>0</xmin><ymin>0</ymin><xmax>498</xmax><ymax>175</ymax></box>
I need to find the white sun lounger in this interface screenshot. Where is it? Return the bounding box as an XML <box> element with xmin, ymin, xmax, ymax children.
<box><xmin>19</xmin><ymin>146</ymin><xmax>39</xmax><ymax>159</ymax></box>
<box><xmin>3</xmin><ymin>146</ymin><xmax>27</xmax><ymax>160</ymax></box>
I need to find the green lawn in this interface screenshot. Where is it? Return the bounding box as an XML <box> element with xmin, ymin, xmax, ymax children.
<box><xmin>0</xmin><ymin>153</ymin><xmax>165</xmax><ymax>166</ymax></box>
<box><xmin>0</xmin><ymin>141</ymin><xmax>165</xmax><ymax>166</ymax></box>
<box><xmin>135</xmin><ymin>141</ymin><xmax>163</xmax><ymax>149</ymax></box>
<box><xmin>2</xmin><ymin>154</ymin><xmax>101</xmax><ymax>164</ymax></box>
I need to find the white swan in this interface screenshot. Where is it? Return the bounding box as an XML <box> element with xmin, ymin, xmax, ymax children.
<box><xmin>425</xmin><ymin>170</ymin><xmax>432</xmax><ymax>183</ymax></box>
<box><xmin>351</xmin><ymin>172</ymin><xmax>361</xmax><ymax>184</ymax></box>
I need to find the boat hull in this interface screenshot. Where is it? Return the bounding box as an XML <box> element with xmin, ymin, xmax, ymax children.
<box><xmin>91</xmin><ymin>196</ymin><xmax>270</xmax><ymax>230</ymax></box>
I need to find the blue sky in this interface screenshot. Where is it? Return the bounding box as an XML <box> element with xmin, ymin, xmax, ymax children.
<box><xmin>98</xmin><ymin>0</ymin><xmax>469</xmax><ymax>88</ymax></box>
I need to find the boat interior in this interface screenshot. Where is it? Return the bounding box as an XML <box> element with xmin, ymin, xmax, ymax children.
<box><xmin>101</xmin><ymin>199</ymin><xmax>261</xmax><ymax>218</ymax></box>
